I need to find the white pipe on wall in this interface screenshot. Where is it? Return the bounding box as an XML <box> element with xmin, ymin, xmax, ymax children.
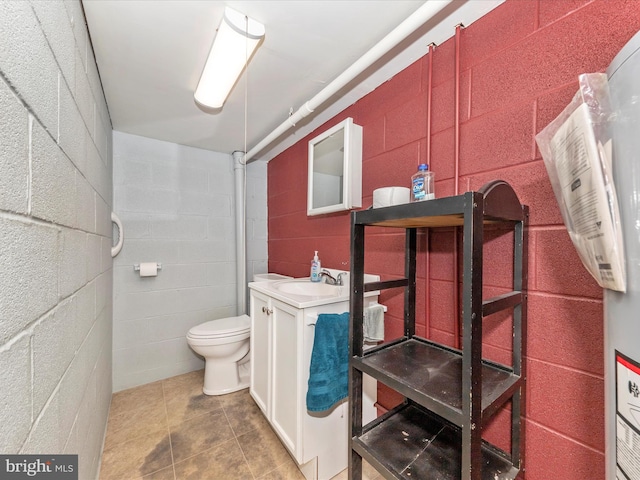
<box><xmin>232</xmin><ymin>0</ymin><xmax>453</xmax><ymax>312</ymax></box>
<box><xmin>245</xmin><ymin>0</ymin><xmax>454</xmax><ymax>163</ymax></box>
<box><xmin>232</xmin><ymin>151</ymin><xmax>247</xmax><ymax>315</ymax></box>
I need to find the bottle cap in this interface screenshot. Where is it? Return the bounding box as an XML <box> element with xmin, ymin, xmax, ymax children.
<box><xmin>418</xmin><ymin>164</ymin><xmax>428</xmax><ymax>171</ymax></box>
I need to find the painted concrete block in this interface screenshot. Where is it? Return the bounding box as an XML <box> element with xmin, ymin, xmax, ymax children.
<box><xmin>59</xmin><ymin>80</ymin><xmax>87</xmax><ymax>174</ymax></box>
<box><xmin>113</xmin><ymin>159</ymin><xmax>151</xmax><ymax>188</ymax></box>
<box><xmin>63</xmin><ymin>0</ymin><xmax>87</xmax><ymax>73</ymax></box>
<box><xmin>95</xmin><ymin>271</ymin><xmax>111</xmax><ymax>317</ymax></box>
<box><xmin>208</xmin><ymin>169</ymin><xmax>234</xmax><ymax>195</ymax></box>
<box><xmin>527</xmin><ymin>358</ymin><xmax>604</xmax><ymax>451</ymax></box>
<box><xmin>31</xmin><ymin>121</ymin><xmax>77</xmax><ymax>227</ymax></box>
<box><xmin>123</xmin><ymin>186</ymin><xmax>180</xmax><ymax>214</ymax></box>
<box><xmin>178</xmin><ymin>191</ymin><xmax>230</xmax><ymax>217</ymax></box>
<box><xmin>73</xmin><ymin>46</ymin><xmax>93</xmax><ymax>132</ymax></box>
<box><xmin>101</xmin><ymin>237</ymin><xmax>112</xmax><ymax>274</ymax></box>
<box><xmin>21</xmin><ymin>390</ymin><xmax>62</xmax><ymax>454</ymax></box>
<box><xmin>115</xmin><ymin>211</ymin><xmax>151</xmax><ymax>240</ymax></box>
<box><xmin>0</xmin><ymin>77</ymin><xmax>29</xmax><ymax>214</ymax></box>
<box><xmin>75</xmin><ymin>282</ymin><xmax>96</xmax><ymax>353</ymax></box>
<box><xmin>0</xmin><ymin>335</ymin><xmax>31</xmax><ymax>453</ymax></box>
<box><xmin>86</xmin><ymin>234</ymin><xmax>102</xmax><ymax>281</ymax></box>
<box><xmin>85</xmin><ymin>140</ymin><xmax>110</xmax><ymax>204</ymax></box>
<box><xmin>116</xmin><ymin>238</ymin><xmax>181</xmax><ymax>266</ymax></box>
<box><xmin>59</xmin><ymin>227</ymin><xmax>88</xmax><ymax>299</ymax></box>
<box><xmin>75</xmin><ymin>175</ymin><xmax>95</xmax><ymax>233</ymax></box>
<box><xmin>0</xmin><ymin>217</ymin><xmax>59</xmax><ymax>344</ymax></box>
<box><xmin>248</xmin><ymin>218</ymin><xmax>267</xmax><ymax>241</ymax></box>
<box><xmin>33</xmin><ymin>299</ymin><xmax>76</xmax><ymax>416</ymax></box>
<box><xmin>179</xmin><ymin>239</ymin><xmax>234</xmax><ymax>263</ymax></box>
<box><xmin>247</xmin><ymin>236</ymin><xmax>268</xmax><ymax>261</ymax></box>
<box><xmin>96</xmin><ymin>194</ymin><xmax>111</xmax><ymax>237</ymax></box>
<box><xmin>30</xmin><ymin>0</ymin><xmax>76</xmax><ymax>93</ymax></box>
<box><xmin>94</xmin><ymin>111</ymin><xmax>109</xmax><ymax>166</ymax></box>
<box><xmin>0</xmin><ymin>0</ymin><xmax>58</xmax><ymax>136</ymax></box>
<box><xmin>150</xmin><ymin>215</ymin><xmax>208</xmax><ymax>240</ymax></box>
<box><xmin>524</xmin><ymin>420</ymin><xmax>605</xmax><ymax>480</ymax></box>
<box><xmin>113</xmin><ymin>317</ymin><xmax>149</xmax><ymax>350</ymax></box>
<box><xmin>207</xmin><ymin>217</ymin><xmax>236</xmax><ymax>242</ymax></box>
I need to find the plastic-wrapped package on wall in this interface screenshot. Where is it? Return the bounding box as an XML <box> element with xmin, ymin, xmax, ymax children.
<box><xmin>536</xmin><ymin>73</ymin><xmax>626</xmax><ymax>292</ymax></box>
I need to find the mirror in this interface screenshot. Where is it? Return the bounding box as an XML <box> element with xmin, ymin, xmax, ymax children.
<box><xmin>307</xmin><ymin>117</ymin><xmax>362</xmax><ymax>216</ymax></box>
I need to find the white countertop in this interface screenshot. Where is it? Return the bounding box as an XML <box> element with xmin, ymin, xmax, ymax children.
<box><xmin>249</xmin><ymin>270</ymin><xmax>380</xmax><ymax>309</ymax></box>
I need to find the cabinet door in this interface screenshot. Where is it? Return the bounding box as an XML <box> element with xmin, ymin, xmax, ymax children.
<box><xmin>271</xmin><ymin>300</ymin><xmax>303</xmax><ymax>461</ymax></box>
<box><xmin>250</xmin><ymin>291</ymin><xmax>270</xmax><ymax>416</ymax></box>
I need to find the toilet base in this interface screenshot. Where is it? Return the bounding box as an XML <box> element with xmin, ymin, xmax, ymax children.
<box><xmin>202</xmin><ymin>359</ymin><xmax>251</xmax><ymax>396</ymax></box>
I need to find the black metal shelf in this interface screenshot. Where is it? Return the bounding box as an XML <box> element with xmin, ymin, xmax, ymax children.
<box><xmin>352</xmin><ymin>403</ymin><xmax>520</xmax><ymax>480</ymax></box>
<box><xmin>348</xmin><ymin>180</ymin><xmax>528</xmax><ymax>480</ymax></box>
<box><xmin>353</xmin><ymin>180</ymin><xmax>525</xmax><ymax>229</ymax></box>
<box><xmin>352</xmin><ymin>337</ymin><xmax>523</xmax><ymax>427</ymax></box>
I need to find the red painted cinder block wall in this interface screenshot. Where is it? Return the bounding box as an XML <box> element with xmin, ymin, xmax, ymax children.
<box><xmin>267</xmin><ymin>1</ymin><xmax>640</xmax><ymax>478</ymax></box>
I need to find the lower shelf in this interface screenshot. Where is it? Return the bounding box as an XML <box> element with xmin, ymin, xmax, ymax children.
<box><xmin>351</xmin><ymin>403</ymin><xmax>519</xmax><ymax>480</ymax></box>
<box><xmin>353</xmin><ymin>337</ymin><xmax>521</xmax><ymax>425</ymax></box>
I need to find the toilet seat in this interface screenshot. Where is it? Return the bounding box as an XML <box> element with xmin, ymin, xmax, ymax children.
<box><xmin>187</xmin><ymin>315</ymin><xmax>250</xmax><ymax>339</ymax></box>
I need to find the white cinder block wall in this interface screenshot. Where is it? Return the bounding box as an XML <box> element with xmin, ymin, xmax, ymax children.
<box><xmin>112</xmin><ymin>132</ymin><xmax>268</xmax><ymax>391</ymax></box>
<box><xmin>0</xmin><ymin>1</ymin><xmax>113</xmax><ymax>479</ymax></box>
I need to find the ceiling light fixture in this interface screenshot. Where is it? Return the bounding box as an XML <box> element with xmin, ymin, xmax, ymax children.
<box><xmin>194</xmin><ymin>7</ymin><xmax>265</xmax><ymax>110</ymax></box>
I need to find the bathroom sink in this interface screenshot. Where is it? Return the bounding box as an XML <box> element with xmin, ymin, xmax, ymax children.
<box><xmin>273</xmin><ymin>279</ymin><xmax>343</xmax><ymax>297</ymax></box>
<box><xmin>249</xmin><ymin>271</ymin><xmax>378</xmax><ymax>308</ymax></box>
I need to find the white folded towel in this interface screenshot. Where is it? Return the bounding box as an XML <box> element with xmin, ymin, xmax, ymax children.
<box><xmin>363</xmin><ymin>304</ymin><xmax>385</xmax><ymax>342</ymax></box>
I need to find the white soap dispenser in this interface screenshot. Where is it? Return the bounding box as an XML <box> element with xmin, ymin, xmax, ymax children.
<box><xmin>310</xmin><ymin>251</ymin><xmax>321</xmax><ymax>282</ymax></box>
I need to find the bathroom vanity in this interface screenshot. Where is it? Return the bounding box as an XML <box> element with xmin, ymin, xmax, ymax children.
<box><xmin>248</xmin><ymin>271</ymin><xmax>379</xmax><ymax>480</ymax></box>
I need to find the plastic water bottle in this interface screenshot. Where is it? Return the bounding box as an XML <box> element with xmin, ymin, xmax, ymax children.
<box><xmin>411</xmin><ymin>164</ymin><xmax>435</xmax><ymax>202</ymax></box>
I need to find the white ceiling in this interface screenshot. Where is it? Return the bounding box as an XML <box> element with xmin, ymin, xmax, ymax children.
<box><xmin>82</xmin><ymin>0</ymin><xmax>501</xmax><ymax>162</ymax></box>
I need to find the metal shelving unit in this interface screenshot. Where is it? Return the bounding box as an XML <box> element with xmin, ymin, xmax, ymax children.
<box><xmin>349</xmin><ymin>180</ymin><xmax>528</xmax><ymax>480</ymax></box>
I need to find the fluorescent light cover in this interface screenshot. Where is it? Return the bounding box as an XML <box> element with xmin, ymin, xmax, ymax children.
<box><xmin>194</xmin><ymin>7</ymin><xmax>265</xmax><ymax>110</ymax></box>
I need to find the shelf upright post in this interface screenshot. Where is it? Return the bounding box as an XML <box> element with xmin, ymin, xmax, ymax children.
<box><xmin>511</xmin><ymin>205</ymin><xmax>529</xmax><ymax>472</ymax></box>
<box><xmin>349</xmin><ymin>211</ymin><xmax>365</xmax><ymax>480</ymax></box>
<box><xmin>404</xmin><ymin>228</ymin><xmax>417</xmax><ymax>338</ymax></box>
<box><xmin>460</xmin><ymin>192</ymin><xmax>484</xmax><ymax>480</ymax></box>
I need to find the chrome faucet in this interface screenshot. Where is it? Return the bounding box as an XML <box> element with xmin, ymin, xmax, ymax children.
<box><xmin>320</xmin><ymin>269</ymin><xmax>346</xmax><ymax>286</ymax></box>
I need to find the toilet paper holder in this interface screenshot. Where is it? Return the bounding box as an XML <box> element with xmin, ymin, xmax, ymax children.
<box><xmin>133</xmin><ymin>263</ymin><xmax>162</xmax><ymax>272</ymax></box>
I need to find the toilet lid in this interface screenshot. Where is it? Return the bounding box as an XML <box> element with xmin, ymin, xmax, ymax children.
<box><xmin>188</xmin><ymin>315</ymin><xmax>250</xmax><ymax>338</ymax></box>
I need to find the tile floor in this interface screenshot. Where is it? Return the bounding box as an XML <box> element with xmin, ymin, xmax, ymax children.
<box><xmin>99</xmin><ymin>369</ymin><xmax>381</xmax><ymax>480</ymax></box>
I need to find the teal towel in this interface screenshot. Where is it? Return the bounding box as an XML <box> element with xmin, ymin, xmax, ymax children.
<box><xmin>306</xmin><ymin>312</ymin><xmax>349</xmax><ymax>412</ymax></box>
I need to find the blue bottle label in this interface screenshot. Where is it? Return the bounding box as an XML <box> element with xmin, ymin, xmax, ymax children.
<box><xmin>413</xmin><ymin>178</ymin><xmax>426</xmax><ymax>199</ymax></box>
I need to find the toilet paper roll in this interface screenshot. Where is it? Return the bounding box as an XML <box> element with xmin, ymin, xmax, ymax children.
<box><xmin>373</xmin><ymin>187</ymin><xmax>410</xmax><ymax>208</ymax></box>
<box><xmin>139</xmin><ymin>262</ymin><xmax>158</xmax><ymax>277</ymax></box>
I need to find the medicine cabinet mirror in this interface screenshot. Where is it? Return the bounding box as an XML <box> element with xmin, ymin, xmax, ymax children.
<box><xmin>307</xmin><ymin>117</ymin><xmax>363</xmax><ymax>216</ymax></box>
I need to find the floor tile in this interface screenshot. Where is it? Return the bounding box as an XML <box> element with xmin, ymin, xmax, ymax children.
<box><xmin>257</xmin><ymin>459</ymin><xmax>306</xmax><ymax>479</ymax></box>
<box><xmin>173</xmin><ymin>439</ymin><xmax>254</xmax><ymax>479</ymax></box>
<box><xmin>169</xmin><ymin>410</ymin><xmax>235</xmax><ymax>463</ymax></box>
<box><xmin>104</xmin><ymin>401</ymin><xmax>168</xmax><ymax>451</ymax></box>
<box><xmin>100</xmin><ymin>429</ymin><xmax>172</xmax><ymax>480</ymax></box>
<box><xmin>218</xmin><ymin>389</ymin><xmax>270</xmax><ymax>437</ymax></box>
<box><xmin>330</xmin><ymin>461</ymin><xmax>383</xmax><ymax>480</ymax></box>
<box><xmin>110</xmin><ymin>381</ymin><xmax>165</xmax><ymax>418</ymax></box>
<box><xmin>101</xmin><ymin>370</ymin><xmax>382</xmax><ymax>480</ymax></box>
<box><xmin>141</xmin><ymin>465</ymin><xmax>175</xmax><ymax>479</ymax></box>
<box><xmin>237</xmin><ymin>421</ymin><xmax>292</xmax><ymax>477</ymax></box>
<box><xmin>163</xmin><ymin>370</ymin><xmax>223</xmax><ymax>426</ymax></box>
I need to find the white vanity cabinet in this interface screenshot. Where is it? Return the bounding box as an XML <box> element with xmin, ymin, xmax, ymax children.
<box><xmin>249</xmin><ymin>279</ymin><xmax>379</xmax><ymax>480</ymax></box>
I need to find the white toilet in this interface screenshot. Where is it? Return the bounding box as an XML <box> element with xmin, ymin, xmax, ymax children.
<box><xmin>186</xmin><ymin>315</ymin><xmax>251</xmax><ymax>395</ymax></box>
<box><xmin>186</xmin><ymin>273</ymin><xmax>291</xmax><ymax>396</ymax></box>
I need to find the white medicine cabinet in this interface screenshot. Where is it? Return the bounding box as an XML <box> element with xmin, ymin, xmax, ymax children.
<box><xmin>307</xmin><ymin>117</ymin><xmax>362</xmax><ymax>216</ymax></box>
